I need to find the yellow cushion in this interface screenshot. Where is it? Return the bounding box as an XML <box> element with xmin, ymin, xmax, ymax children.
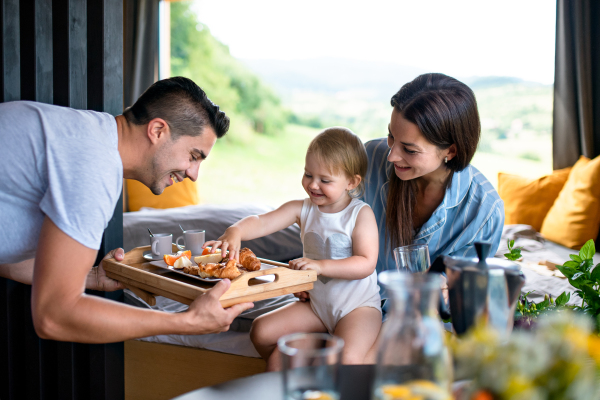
<box><xmin>540</xmin><ymin>155</ymin><xmax>600</xmax><ymax>249</ymax></box>
<box><xmin>498</xmin><ymin>167</ymin><xmax>572</xmax><ymax>232</ymax></box>
<box><xmin>126</xmin><ymin>178</ymin><xmax>199</xmax><ymax>212</ymax></box>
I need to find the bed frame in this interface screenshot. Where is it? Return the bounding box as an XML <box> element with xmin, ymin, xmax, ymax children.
<box><xmin>124</xmin><ymin>340</ymin><xmax>266</xmax><ymax>400</ymax></box>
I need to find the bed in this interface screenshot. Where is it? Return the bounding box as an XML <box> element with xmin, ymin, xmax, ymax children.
<box><xmin>121</xmin><ymin>203</ymin><xmax>303</xmax><ymax>400</ymax></box>
<box><xmin>121</xmin><ymin>203</ymin><xmax>598</xmax><ymax>400</ymax></box>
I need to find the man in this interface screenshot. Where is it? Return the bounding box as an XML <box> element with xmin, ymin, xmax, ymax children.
<box><xmin>0</xmin><ymin>77</ymin><xmax>253</xmax><ymax>343</ymax></box>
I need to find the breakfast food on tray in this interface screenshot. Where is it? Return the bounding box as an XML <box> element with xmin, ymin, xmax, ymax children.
<box><xmin>239</xmin><ymin>248</ymin><xmax>261</xmax><ymax>271</ymax></box>
<box><xmin>173</xmin><ymin>255</ymin><xmax>192</xmax><ymax>270</ymax></box>
<box><xmin>179</xmin><ymin>247</ymin><xmax>263</xmax><ymax>279</ymax></box>
<box><xmin>164</xmin><ymin>250</ymin><xmax>191</xmax><ymax>266</ymax></box>
<box><xmin>193</xmin><ymin>252</ymin><xmax>225</xmax><ymax>265</ymax></box>
<box><xmin>198</xmin><ymin>259</ymin><xmax>243</xmax><ymax>279</ymax></box>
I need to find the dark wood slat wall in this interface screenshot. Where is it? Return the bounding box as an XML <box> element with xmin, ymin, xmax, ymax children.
<box><xmin>0</xmin><ymin>0</ymin><xmax>124</xmax><ymax>399</ymax></box>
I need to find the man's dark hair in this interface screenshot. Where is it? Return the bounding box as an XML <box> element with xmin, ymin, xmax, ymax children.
<box><xmin>123</xmin><ymin>76</ymin><xmax>229</xmax><ymax>139</ymax></box>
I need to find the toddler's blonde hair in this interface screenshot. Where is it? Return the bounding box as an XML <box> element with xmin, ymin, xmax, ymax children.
<box><xmin>306</xmin><ymin>127</ymin><xmax>368</xmax><ymax>198</ymax></box>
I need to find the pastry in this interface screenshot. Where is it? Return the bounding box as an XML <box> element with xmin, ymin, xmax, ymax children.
<box><xmin>194</xmin><ymin>252</ymin><xmax>224</xmax><ymax>265</ymax></box>
<box><xmin>239</xmin><ymin>248</ymin><xmax>261</xmax><ymax>271</ymax></box>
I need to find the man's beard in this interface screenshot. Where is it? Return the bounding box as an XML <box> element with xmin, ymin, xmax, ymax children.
<box><xmin>148</xmin><ymin>157</ymin><xmax>166</xmax><ymax>195</ymax></box>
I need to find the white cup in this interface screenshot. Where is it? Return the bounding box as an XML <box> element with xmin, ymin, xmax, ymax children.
<box><xmin>151</xmin><ymin>233</ymin><xmax>173</xmax><ymax>257</ymax></box>
<box><xmin>176</xmin><ymin>229</ymin><xmax>205</xmax><ymax>255</ymax></box>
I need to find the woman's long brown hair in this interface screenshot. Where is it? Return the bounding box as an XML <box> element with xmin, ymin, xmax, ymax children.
<box><xmin>386</xmin><ymin>73</ymin><xmax>481</xmax><ymax>250</ymax></box>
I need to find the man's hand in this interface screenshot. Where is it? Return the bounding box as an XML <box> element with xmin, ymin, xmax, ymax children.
<box><xmin>85</xmin><ymin>248</ymin><xmax>126</xmax><ymax>291</ymax></box>
<box><xmin>288</xmin><ymin>257</ymin><xmax>323</xmax><ymax>275</ymax></box>
<box><xmin>184</xmin><ymin>279</ymin><xmax>254</xmax><ymax>335</ymax></box>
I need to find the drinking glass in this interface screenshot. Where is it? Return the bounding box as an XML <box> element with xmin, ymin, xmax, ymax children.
<box><xmin>393</xmin><ymin>244</ymin><xmax>430</xmax><ymax>274</ymax></box>
<box><xmin>372</xmin><ymin>271</ymin><xmax>452</xmax><ymax>400</ymax></box>
<box><xmin>278</xmin><ymin>332</ymin><xmax>344</xmax><ymax>400</ymax></box>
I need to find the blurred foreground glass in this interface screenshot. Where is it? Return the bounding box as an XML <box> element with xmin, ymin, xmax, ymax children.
<box><xmin>279</xmin><ymin>332</ymin><xmax>344</xmax><ymax>400</ymax></box>
<box><xmin>393</xmin><ymin>244</ymin><xmax>430</xmax><ymax>273</ymax></box>
<box><xmin>372</xmin><ymin>271</ymin><xmax>452</xmax><ymax>400</ymax></box>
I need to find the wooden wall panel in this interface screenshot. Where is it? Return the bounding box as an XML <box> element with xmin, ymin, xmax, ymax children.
<box><xmin>0</xmin><ymin>0</ymin><xmax>125</xmax><ymax>399</ymax></box>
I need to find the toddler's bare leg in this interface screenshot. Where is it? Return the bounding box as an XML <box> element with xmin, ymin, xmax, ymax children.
<box><xmin>333</xmin><ymin>307</ymin><xmax>381</xmax><ymax>365</ymax></box>
<box><xmin>250</xmin><ymin>301</ymin><xmax>326</xmax><ymax>371</ymax></box>
<box><xmin>363</xmin><ymin>325</ymin><xmax>383</xmax><ymax>364</ymax></box>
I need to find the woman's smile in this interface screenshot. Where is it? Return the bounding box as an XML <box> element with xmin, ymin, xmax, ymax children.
<box><xmin>394</xmin><ymin>164</ymin><xmax>411</xmax><ymax>172</ymax></box>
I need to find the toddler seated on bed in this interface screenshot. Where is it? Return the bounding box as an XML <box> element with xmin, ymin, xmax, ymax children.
<box><xmin>204</xmin><ymin>127</ymin><xmax>381</xmax><ymax>371</ymax></box>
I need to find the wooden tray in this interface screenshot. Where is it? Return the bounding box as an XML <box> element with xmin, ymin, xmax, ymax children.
<box><xmin>103</xmin><ymin>245</ymin><xmax>317</xmax><ymax>307</ymax></box>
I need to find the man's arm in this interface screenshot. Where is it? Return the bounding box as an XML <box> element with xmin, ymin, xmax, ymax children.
<box><xmin>0</xmin><ymin>250</ymin><xmax>125</xmax><ymax>291</ymax></box>
<box><xmin>0</xmin><ymin>258</ymin><xmax>35</xmax><ymax>285</ymax></box>
<box><xmin>31</xmin><ymin>216</ymin><xmax>253</xmax><ymax>343</ymax></box>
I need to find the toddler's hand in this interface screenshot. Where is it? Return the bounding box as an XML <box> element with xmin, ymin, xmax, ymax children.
<box><xmin>202</xmin><ymin>227</ymin><xmax>242</xmax><ymax>261</ymax></box>
<box><xmin>293</xmin><ymin>291</ymin><xmax>310</xmax><ymax>302</ymax></box>
<box><xmin>288</xmin><ymin>257</ymin><xmax>323</xmax><ymax>275</ymax></box>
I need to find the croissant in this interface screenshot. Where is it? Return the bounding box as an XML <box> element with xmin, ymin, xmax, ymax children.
<box><xmin>198</xmin><ymin>260</ymin><xmax>242</xmax><ymax>279</ymax></box>
<box><xmin>183</xmin><ymin>265</ymin><xmax>200</xmax><ymax>276</ymax></box>
<box><xmin>239</xmin><ymin>248</ymin><xmax>261</xmax><ymax>271</ymax></box>
<box><xmin>198</xmin><ymin>263</ymin><xmax>219</xmax><ymax>278</ymax></box>
<box><xmin>217</xmin><ymin>259</ymin><xmax>243</xmax><ymax>279</ymax></box>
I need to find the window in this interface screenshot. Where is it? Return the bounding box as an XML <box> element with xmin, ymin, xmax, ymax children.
<box><xmin>163</xmin><ymin>0</ymin><xmax>556</xmax><ymax>205</ymax></box>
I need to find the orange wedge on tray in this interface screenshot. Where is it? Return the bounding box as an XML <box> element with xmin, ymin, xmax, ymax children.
<box><xmin>163</xmin><ymin>250</ymin><xmax>192</xmax><ymax>266</ymax></box>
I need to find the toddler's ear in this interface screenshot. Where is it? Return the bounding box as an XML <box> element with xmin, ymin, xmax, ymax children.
<box><xmin>347</xmin><ymin>175</ymin><xmax>362</xmax><ymax>191</ymax></box>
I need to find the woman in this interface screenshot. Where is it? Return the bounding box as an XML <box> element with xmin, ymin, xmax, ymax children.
<box><xmin>363</xmin><ymin>73</ymin><xmax>504</xmax><ymax>274</ymax></box>
<box><xmin>362</xmin><ymin>73</ymin><xmax>504</xmax><ymax>362</ymax></box>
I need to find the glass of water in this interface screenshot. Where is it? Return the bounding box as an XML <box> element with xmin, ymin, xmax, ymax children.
<box><xmin>278</xmin><ymin>332</ymin><xmax>344</xmax><ymax>400</ymax></box>
<box><xmin>393</xmin><ymin>244</ymin><xmax>431</xmax><ymax>274</ymax></box>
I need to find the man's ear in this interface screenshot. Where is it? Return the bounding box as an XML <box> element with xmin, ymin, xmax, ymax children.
<box><xmin>147</xmin><ymin>118</ymin><xmax>170</xmax><ymax>144</ymax></box>
<box><xmin>347</xmin><ymin>175</ymin><xmax>362</xmax><ymax>191</ymax></box>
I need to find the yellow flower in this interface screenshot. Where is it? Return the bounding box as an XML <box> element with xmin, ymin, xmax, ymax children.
<box><xmin>587</xmin><ymin>334</ymin><xmax>600</xmax><ymax>366</ymax></box>
<box><xmin>502</xmin><ymin>376</ymin><xmax>533</xmax><ymax>397</ymax></box>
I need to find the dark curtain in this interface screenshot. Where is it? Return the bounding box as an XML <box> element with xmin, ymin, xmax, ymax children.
<box><xmin>553</xmin><ymin>0</ymin><xmax>600</xmax><ymax>169</ymax></box>
<box><xmin>123</xmin><ymin>0</ymin><xmax>159</xmax><ymax>109</ymax></box>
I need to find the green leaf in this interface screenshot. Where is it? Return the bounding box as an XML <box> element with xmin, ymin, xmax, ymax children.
<box><xmin>580</xmin><ymin>239</ymin><xmax>596</xmax><ymax>260</ymax></box>
<box><xmin>570</xmin><ymin>254</ymin><xmax>583</xmax><ymax>263</ymax></box>
<box><xmin>572</xmin><ymin>272</ymin><xmax>585</xmax><ymax>280</ymax></box>
<box><xmin>591</xmin><ymin>266</ymin><xmax>600</xmax><ymax>283</ymax></box>
<box><xmin>584</xmin><ymin>259</ymin><xmax>594</xmax><ymax>271</ymax></box>
<box><xmin>509</xmin><ymin>239</ymin><xmax>515</xmax><ymax>249</ymax></box>
<box><xmin>557</xmin><ymin>265</ymin><xmax>576</xmax><ymax>279</ymax></box>
<box><xmin>563</xmin><ymin>260</ymin><xmax>580</xmax><ymax>269</ymax></box>
<box><xmin>555</xmin><ymin>292</ymin><xmax>569</xmax><ymax>306</ymax></box>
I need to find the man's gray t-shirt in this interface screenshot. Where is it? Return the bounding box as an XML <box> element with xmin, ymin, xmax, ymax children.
<box><xmin>0</xmin><ymin>101</ymin><xmax>123</xmax><ymax>264</ymax></box>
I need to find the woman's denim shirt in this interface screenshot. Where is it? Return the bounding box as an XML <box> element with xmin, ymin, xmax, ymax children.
<box><xmin>362</xmin><ymin>138</ymin><xmax>505</xmax><ymax>274</ymax></box>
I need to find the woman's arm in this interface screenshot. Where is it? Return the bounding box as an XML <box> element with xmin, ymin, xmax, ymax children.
<box><xmin>288</xmin><ymin>206</ymin><xmax>379</xmax><ymax>280</ymax></box>
<box><xmin>204</xmin><ymin>200</ymin><xmax>304</xmax><ymax>261</ymax></box>
<box><xmin>449</xmin><ymin>203</ymin><xmax>505</xmax><ymax>259</ymax></box>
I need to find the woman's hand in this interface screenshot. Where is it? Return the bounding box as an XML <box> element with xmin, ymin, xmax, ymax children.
<box><xmin>86</xmin><ymin>248</ymin><xmax>126</xmax><ymax>291</ymax></box>
<box><xmin>288</xmin><ymin>257</ymin><xmax>324</xmax><ymax>275</ymax></box>
<box><xmin>202</xmin><ymin>226</ymin><xmax>242</xmax><ymax>261</ymax></box>
<box><xmin>440</xmin><ymin>274</ymin><xmax>449</xmax><ymax>305</ymax></box>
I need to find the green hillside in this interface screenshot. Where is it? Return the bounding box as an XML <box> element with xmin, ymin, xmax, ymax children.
<box><xmin>170</xmin><ymin>2</ymin><xmax>553</xmax><ymax>205</ymax></box>
<box><xmin>171</xmin><ymin>2</ymin><xmax>288</xmax><ymax>139</ymax></box>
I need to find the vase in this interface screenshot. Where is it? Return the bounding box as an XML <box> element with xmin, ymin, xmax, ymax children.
<box><xmin>372</xmin><ymin>271</ymin><xmax>453</xmax><ymax>400</ymax></box>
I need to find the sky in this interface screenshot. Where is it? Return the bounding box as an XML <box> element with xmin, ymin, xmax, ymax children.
<box><xmin>189</xmin><ymin>0</ymin><xmax>556</xmax><ymax>85</ymax></box>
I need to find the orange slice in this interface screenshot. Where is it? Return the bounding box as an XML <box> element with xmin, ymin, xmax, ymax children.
<box><xmin>163</xmin><ymin>250</ymin><xmax>192</xmax><ymax>266</ymax></box>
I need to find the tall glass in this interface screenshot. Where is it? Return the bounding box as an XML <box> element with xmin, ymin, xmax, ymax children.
<box><xmin>279</xmin><ymin>332</ymin><xmax>344</xmax><ymax>400</ymax></box>
<box><xmin>372</xmin><ymin>271</ymin><xmax>452</xmax><ymax>400</ymax></box>
<box><xmin>393</xmin><ymin>244</ymin><xmax>430</xmax><ymax>274</ymax></box>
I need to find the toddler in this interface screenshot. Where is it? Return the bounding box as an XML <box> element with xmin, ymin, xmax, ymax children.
<box><xmin>204</xmin><ymin>127</ymin><xmax>381</xmax><ymax>370</ymax></box>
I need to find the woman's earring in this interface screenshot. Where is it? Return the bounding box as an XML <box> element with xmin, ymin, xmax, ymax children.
<box><xmin>445</xmin><ymin>156</ymin><xmax>448</xmax><ymax>164</ymax></box>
